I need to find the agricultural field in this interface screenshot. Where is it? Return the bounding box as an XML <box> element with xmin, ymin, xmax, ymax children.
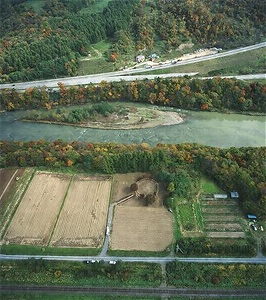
<box><xmin>2</xmin><ymin>171</ymin><xmax>111</xmax><ymax>248</ymax></box>
<box><xmin>4</xmin><ymin>172</ymin><xmax>70</xmax><ymax>245</ymax></box>
<box><xmin>201</xmin><ymin>195</ymin><xmax>245</xmax><ymax>238</ymax></box>
<box><xmin>51</xmin><ymin>175</ymin><xmax>111</xmax><ymax>247</ymax></box>
<box><xmin>110</xmin><ymin>172</ymin><xmax>173</xmax><ymax>251</ymax></box>
<box><xmin>110</xmin><ymin>206</ymin><xmax>173</xmax><ymax>251</ymax></box>
<box><xmin>0</xmin><ymin>168</ymin><xmax>25</xmax><ymax>215</ymax></box>
<box><xmin>0</xmin><ymin>170</ymin><xmax>254</xmax><ymax>255</ymax></box>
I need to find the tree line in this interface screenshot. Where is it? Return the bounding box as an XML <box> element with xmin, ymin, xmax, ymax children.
<box><xmin>1</xmin><ymin>77</ymin><xmax>265</xmax><ymax>113</ymax></box>
<box><xmin>0</xmin><ymin>140</ymin><xmax>265</xmax><ymax>219</ymax></box>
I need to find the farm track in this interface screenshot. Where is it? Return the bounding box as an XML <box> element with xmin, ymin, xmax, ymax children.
<box><xmin>1</xmin><ymin>285</ymin><xmax>266</xmax><ymax>297</ymax></box>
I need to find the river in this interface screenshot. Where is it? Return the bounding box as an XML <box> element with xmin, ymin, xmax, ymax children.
<box><xmin>0</xmin><ymin>105</ymin><xmax>265</xmax><ymax>148</ymax></box>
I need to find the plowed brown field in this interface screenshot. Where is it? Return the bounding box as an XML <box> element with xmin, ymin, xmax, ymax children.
<box><xmin>4</xmin><ymin>172</ymin><xmax>70</xmax><ymax>245</ymax></box>
<box><xmin>110</xmin><ymin>206</ymin><xmax>173</xmax><ymax>251</ymax></box>
<box><xmin>51</xmin><ymin>175</ymin><xmax>111</xmax><ymax>248</ymax></box>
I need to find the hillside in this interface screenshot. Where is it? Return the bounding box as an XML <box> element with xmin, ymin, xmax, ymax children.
<box><xmin>0</xmin><ymin>0</ymin><xmax>265</xmax><ymax>83</ymax></box>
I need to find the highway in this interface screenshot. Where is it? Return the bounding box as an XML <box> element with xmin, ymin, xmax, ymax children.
<box><xmin>0</xmin><ymin>41</ymin><xmax>265</xmax><ymax>91</ymax></box>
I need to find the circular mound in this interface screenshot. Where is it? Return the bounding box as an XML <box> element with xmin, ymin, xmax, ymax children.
<box><xmin>136</xmin><ymin>178</ymin><xmax>159</xmax><ymax>197</ymax></box>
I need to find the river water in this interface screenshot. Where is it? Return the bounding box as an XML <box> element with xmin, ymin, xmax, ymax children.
<box><xmin>0</xmin><ymin>105</ymin><xmax>265</xmax><ymax>148</ymax></box>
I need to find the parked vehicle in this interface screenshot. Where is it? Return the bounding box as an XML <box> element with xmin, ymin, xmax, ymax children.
<box><xmin>251</xmin><ymin>224</ymin><xmax>258</xmax><ymax>231</ymax></box>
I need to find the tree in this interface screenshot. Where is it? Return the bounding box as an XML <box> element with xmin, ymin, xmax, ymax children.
<box><xmin>167</xmin><ymin>182</ymin><xmax>175</xmax><ymax>193</ymax></box>
<box><xmin>130</xmin><ymin>182</ymin><xmax>138</xmax><ymax>192</ymax></box>
<box><xmin>145</xmin><ymin>193</ymin><xmax>156</xmax><ymax>205</ymax></box>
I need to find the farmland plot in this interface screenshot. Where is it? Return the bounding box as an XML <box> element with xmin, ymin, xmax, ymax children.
<box><xmin>110</xmin><ymin>206</ymin><xmax>173</xmax><ymax>251</ymax></box>
<box><xmin>201</xmin><ymin>197</ymin><xmax>245</xmax><ymax>238</ymax></box>
<box><xmin>51</xmin><ymin>175</ymin><xmax>111</xmax><ymax>248</ymax></box>
<box><xmin>4</xmin><ymin>172</ymin><xmax>70</xmax><ymax>245</ymax></box>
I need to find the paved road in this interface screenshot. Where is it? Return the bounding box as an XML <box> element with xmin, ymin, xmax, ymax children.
<box><xmin>0</xmin><ymin>42</ymin><xmax>265</xmax><ymax>91</ymax></box>
<box><xmin>99</xmin><ymin>203</ymin><xmax>115</xmax><ymax>257</ymax></box>
<box><xmin>1</xmin><ymin>253</ymin><xmax>265</xmax><ymax>264</ymax></box>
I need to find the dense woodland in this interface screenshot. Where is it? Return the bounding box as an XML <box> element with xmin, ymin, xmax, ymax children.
<box><xmin>0</xmin><ymin>0</ymin><xmax>265</xmax><ymax>82</ymax></box>
<box><xmin>1</xmin><ymin>77</ymin><xmax>265</xmax><ymax>113</ymax></box>
<box><xmin>0</xmin><ymin>140</ymin><xmax>265</xmax><ymax>219</ymax></box>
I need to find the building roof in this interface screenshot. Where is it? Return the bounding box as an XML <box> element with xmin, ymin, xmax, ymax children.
<box><xmin>230</xmin><ymin>191</ymin><xmax>239</xmax><ymax>198</ymax></box>
<box><xmin>247</xmin><ymin>214</ymin><xmax>257</xmax><ymax>219</ymax></box>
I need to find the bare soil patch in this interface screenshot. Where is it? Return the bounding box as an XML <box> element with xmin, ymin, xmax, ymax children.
<box><xmin>82</xmin><ymin>107</ymin><xmax>184</xmax><ymax>129</ymax></box>
<box><xmin>4</xmin><ymin>172</ymin><xmax>70</xmax><ymax>245</ymax></box>
<box><xmin>51</xmin><ymin>175</ymin><xmax>111</xmax><ymax>248</ymax></box>
<box><xmin>207</xmin><ymin>232</ymin><xmax>245</xmax><ymax>238</ymax></box>
<box><xmin>110</xmin><ymin>206</ymin><xmax>173</xmax><ymax>251</ymax></box>
<box><xmin>201</xmin><ymin>200</ymin><xmax>237</xmax><ymax>206</ymax></box>
<box><xmin>205</xmin><ymin>223</ymin><xmax>242</xmax><ymax>231</ymax></box>
<box><xmin>204</xmin><ymin>215</ymin><xmax>237</xmax><ymax>222</ymax></box>
<box><xmin>202</xmin><ymin>207</ymin><xmax>236</xmax><ymax>214</ymax></box>
<box><xmin>0</xmin><ymin>168</ymin><xmax>25</xmax><ymax>214</ymax></box>
<box><xmin>111</xmin><ymin>173</ymin><xmax>167</xmax><ymax>208</ymax></box>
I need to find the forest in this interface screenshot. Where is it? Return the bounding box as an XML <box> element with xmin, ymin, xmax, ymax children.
<box><xmin>1</xmin><ymin>77</ymin><xmax>265</xmax><ymax>113</ymax></box>
<box><xmin>0</xmin><ymin>140</ymin><xmax>265</xmax><ymax>219</ymax></box>
<box><xmin>0</xmin><ymin>0</ymin><xmax>265</xmax><ymax>82</ymax></box>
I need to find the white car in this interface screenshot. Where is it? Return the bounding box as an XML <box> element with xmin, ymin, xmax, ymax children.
<box><xmin>251</xmin><ymin>224</ymin><xmax>258</xmax><ymax>231</ymax></box>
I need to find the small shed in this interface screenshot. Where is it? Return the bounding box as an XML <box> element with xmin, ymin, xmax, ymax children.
<box><xmin>213</xmin><ymin>194</ymin><xmax>227</xmax><ymax>199</ymax></box>
<box><xmin>230</xmin><ymin>191</ymin><xmax>239</xmax><ymax>198</ymax></box>
<box><xmin>247</xmin><ymin>214</ymin><xmax>257</xmax><ymax>221</ymax></box>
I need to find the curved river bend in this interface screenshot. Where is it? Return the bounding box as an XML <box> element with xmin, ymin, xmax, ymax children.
<box><xmin>0</xmin><ymin>106</ymin><xmax>265</xmax><ymax>148</ymax></box>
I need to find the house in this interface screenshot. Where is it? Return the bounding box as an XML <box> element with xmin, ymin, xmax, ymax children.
<box><xmin>136</xmin><ymin>55</ymin><xmax>145</xmax><ymax>63</ymax></box>
<box><xmin>149</xmin><ymin>53</ymin><xmax>158</xmax><ymax>61</ymax></box>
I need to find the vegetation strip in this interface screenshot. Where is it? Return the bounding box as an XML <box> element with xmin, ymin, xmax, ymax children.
<box><xmin>1</xmin><ymin>285</ymin><xmax>266</xmax><ymax>297</ymax></box>
<box><xmin>1</xmin><ymin>77</ymin><xmax>265</xmax><ymax>114</ymax></box>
